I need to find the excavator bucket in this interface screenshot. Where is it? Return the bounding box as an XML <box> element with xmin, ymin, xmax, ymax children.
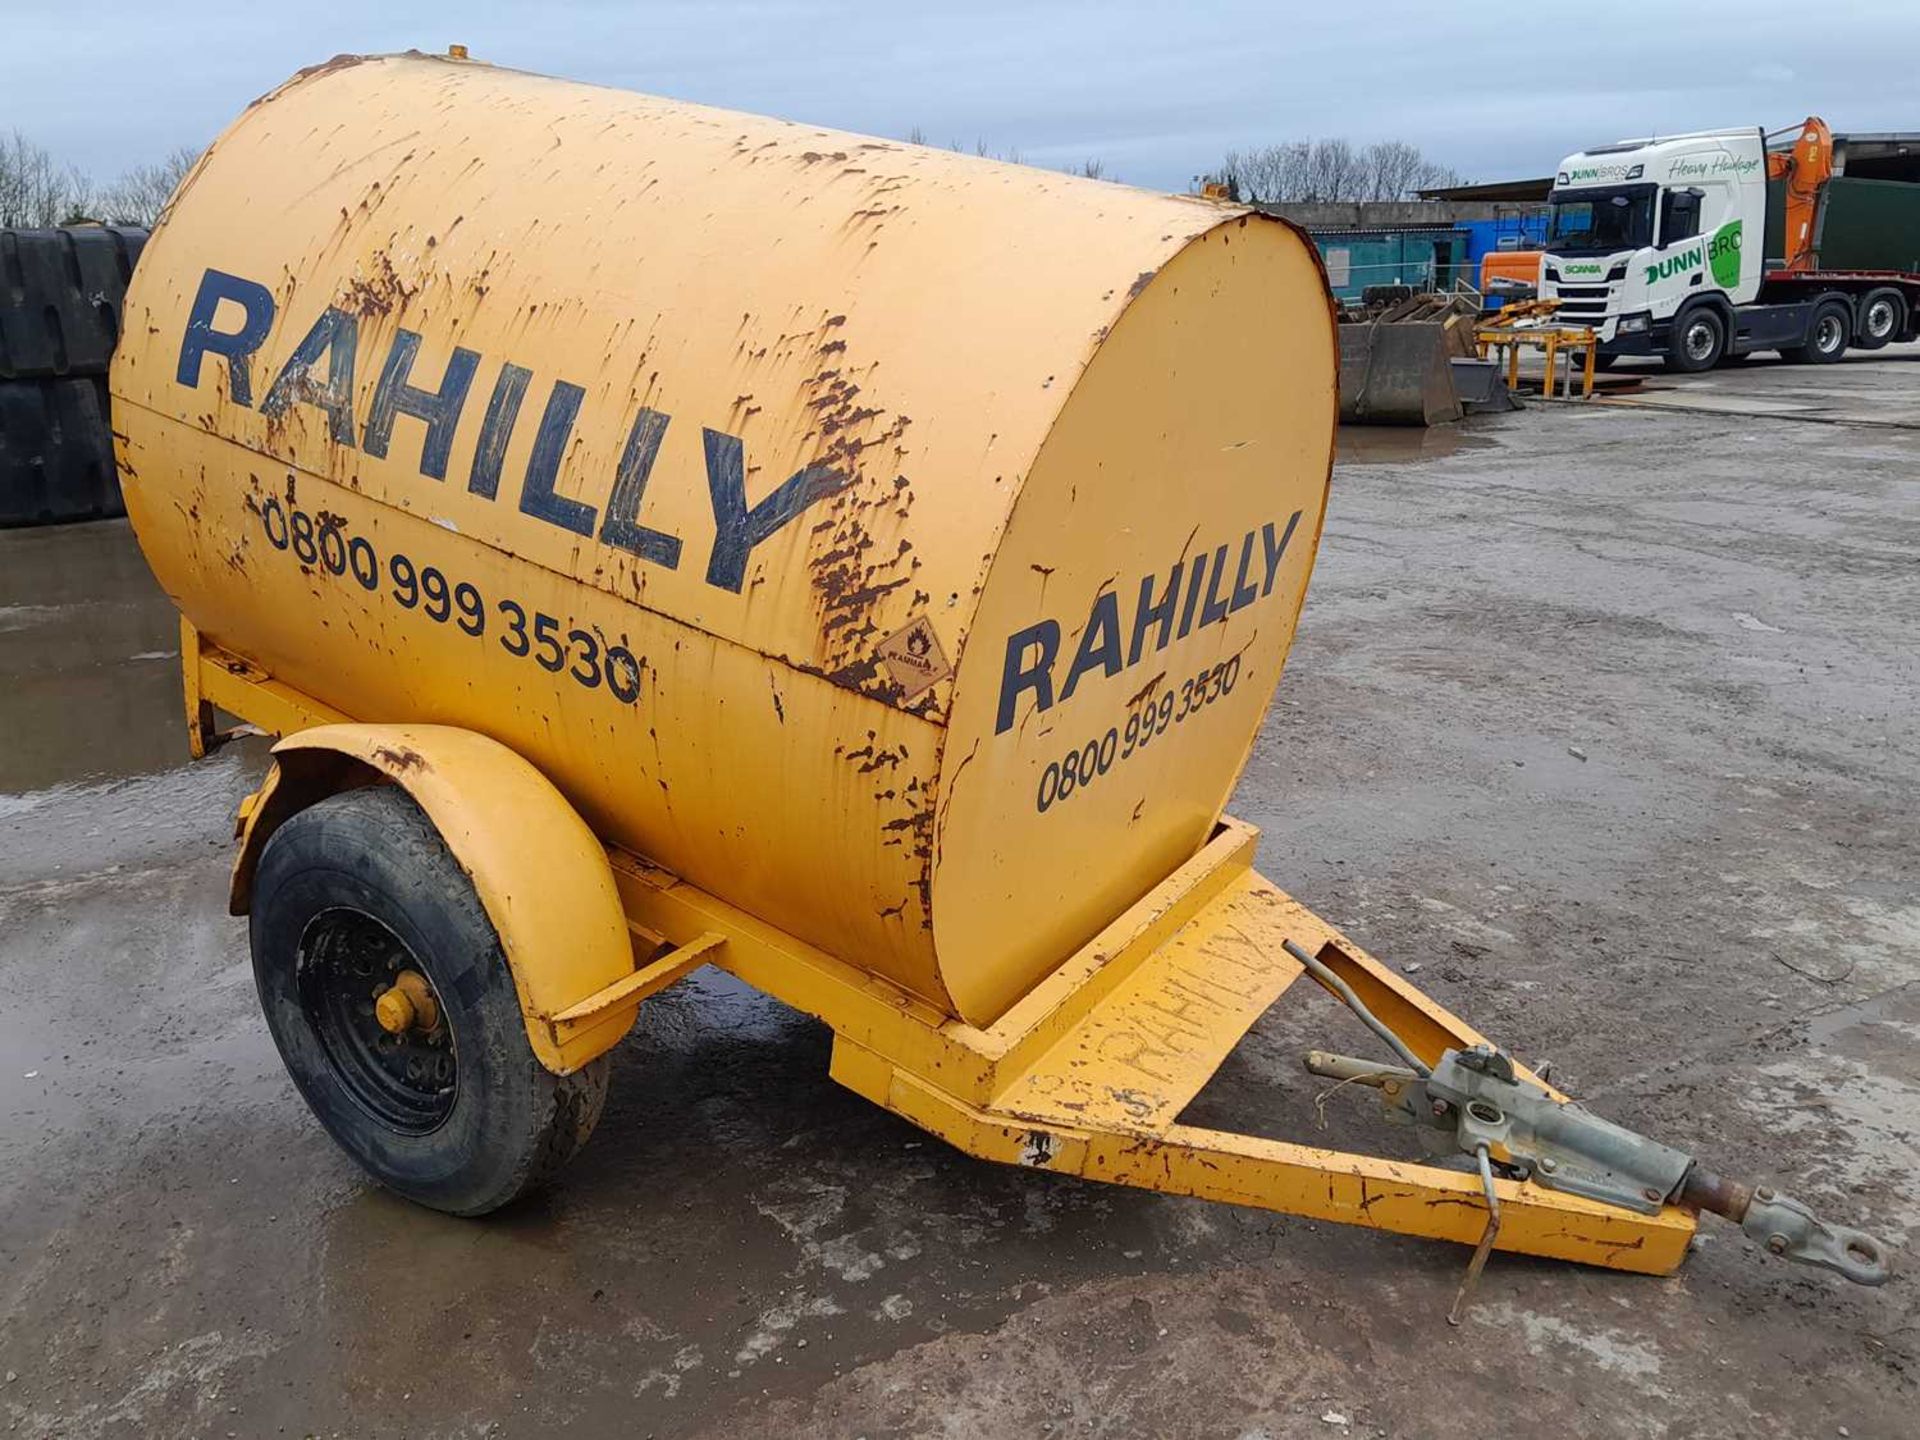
<box><xmin>1338</xmin><ymin>322</ymin><xmax>1464</xmax><ymax>425</ymax></box>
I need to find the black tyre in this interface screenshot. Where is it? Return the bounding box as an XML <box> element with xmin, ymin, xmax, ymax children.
<box><xmin>1590</xmin><ymin>352</ymin><xmax>1618</xmax><ymax>372</ymax></box>
<box><xmin>1783</xmin><ymin>297</ymin><xmax>1852</xmax><ymax>365</ymax></box>
<box><xmin>1854</xmin><ymin>287</ymin><xmax>1905</xmax><ymax>351</ymax></box>
<box><xmin>0</xmin><ymin>376</ymin><xmax>122</xmax><ymax>526</ymax></box>
<box><xmin>0</xmin><ymin>226</ymin><xmax>147</xmax><ymax>380</ymax></box>
<box><xmin>251</xmin><ymin>786</ymin><xmax>610</xmax><ymax>1215</ymax></box>
<box><xmin>1663</xmin><ymin>306</ymin><xmax>1726</xmax><ymax>373</ymax></box>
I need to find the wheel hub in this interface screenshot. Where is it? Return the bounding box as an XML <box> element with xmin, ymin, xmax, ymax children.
<box><xmin>297</xmin><ymin>910</ymin><xmax>457</xmax><ymax>1133</ymax></box>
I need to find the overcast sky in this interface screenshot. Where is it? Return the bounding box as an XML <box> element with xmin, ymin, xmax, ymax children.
<box><xmin>7</xmin><ymin>1</ymin><xmax>1918</xmax><ymax>194</ymax></box>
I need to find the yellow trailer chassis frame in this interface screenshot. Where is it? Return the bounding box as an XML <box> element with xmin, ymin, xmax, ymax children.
<box><xmin>188</xmin><ymin>624</ymin><xmax>1894</xmax><ymax>1292</ymax></box>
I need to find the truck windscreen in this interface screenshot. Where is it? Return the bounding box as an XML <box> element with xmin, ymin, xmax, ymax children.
<box><xmin>1546</xmin><ymin>185</ymin><xmax>1655</xmax><ymax>254</ymax></box>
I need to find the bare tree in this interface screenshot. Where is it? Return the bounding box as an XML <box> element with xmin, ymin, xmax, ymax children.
<box><xmin>1203</xmin><ymin>138</ymin><xmax>1463</xmax><ymax>204</ymax></box>
<box><xmin>1361</xmin><ymin>141</ymin><xmax>1423</xmax><ymax>201</ymax></box>
<box><xmin>1</xmin><ymin>133</ymin><xmax>200</xmax><ymax>228</ymax></box>
<box><xmin>1307</xmin><ymin>138</ymin><xmax>1361</xmax><ymax>201</ymax></box>
<box><xmin>0</xmin><ymin>131</ymin><xmax>90</xmax><ymax>226</ymax></box>
<box><xmin>905</xmin><ymin>121</ymin><xmax>1117</xmax><ymax>183</ymax></box>
<box><xmin>98</xmin><ymin>146</ymin><xmax>199</xmax><ymax>227</ymax></box>
<box><xmin>1212</xmin><ymin>143</ymin><xmax>1295</xmax><ymax>204</ymax></box>
<box><xmin>964</xmin><ymin>137</ymin><xmax>1025</xmax><ymax>165</ymax></box>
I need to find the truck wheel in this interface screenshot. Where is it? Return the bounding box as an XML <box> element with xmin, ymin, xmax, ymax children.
<box><xmin>250</xmin><ymin>785</ymin><xmax>610</xmax><ymax>1215</ymax></box>
<box><xmin>1783</xmin><ymin>297</ymin><xmax>1852</xmax><ymax>365</ymax></box>
<box><xmin>1854</xmin><ymin>288</ymin><xmax>1905</xmax><ymax>350</ymax></box>
<box><xmin>1664</xmin><ymin>308</ymin><xmax>1726</xmax><ymax>373</ymax></box>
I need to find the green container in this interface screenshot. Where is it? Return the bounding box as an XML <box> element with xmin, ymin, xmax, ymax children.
<box><xmin>1819</xmin><ymin>177</ymin><xmax>1920</xmax><ymax>272</ymax></box>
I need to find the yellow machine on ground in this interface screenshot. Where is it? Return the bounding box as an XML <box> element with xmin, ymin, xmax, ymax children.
<box><xmin>115</xmin><ymin>51</ymin><xmax>1888</xmax><ymax>1305</ymax></box>
<box><xmin>1475</xmin><ymin>299</ymin><xmax>1604</xmax><ymax>400</ymax></box>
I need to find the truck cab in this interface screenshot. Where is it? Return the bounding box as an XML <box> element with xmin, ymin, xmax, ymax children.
<box><xmin>1539</xmin><ymin>128</ymin><xmax>1763</xmax><ymax>367</ymax></box>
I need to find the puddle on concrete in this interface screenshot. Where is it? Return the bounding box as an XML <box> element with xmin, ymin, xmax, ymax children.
<box><xmin>1335</xmin><ymin>423</ymin><xmax>1499</xmax><ymax>467</ymax></box>
<box><xmin>296</xmin><ymin>947</ymin><xmax>1180</xmax><ymax>1430</ymax></box>
<box><xmin>0</xmin><ymin>518</ymin><xmax>184</xmax><ymax>793</ymax></box>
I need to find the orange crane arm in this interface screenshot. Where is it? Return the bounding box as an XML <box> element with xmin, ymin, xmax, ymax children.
<box><xmin>1767</xmin><ymin>116</ymin><xmax>1832</xmax><ymax>271</ymax></box>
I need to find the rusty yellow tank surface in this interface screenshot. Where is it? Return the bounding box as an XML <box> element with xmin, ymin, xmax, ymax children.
<box><xmin>114</xmin><ymin>51</ymin><xmax>1335</xmax><ymax>1026</ymax></box>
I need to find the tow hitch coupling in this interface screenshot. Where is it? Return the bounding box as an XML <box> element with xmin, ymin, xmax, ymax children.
<box><xmin>1283</xmin><ymin>938</ymin><xmax>1892</xmax><ymax>1314</ymax></box>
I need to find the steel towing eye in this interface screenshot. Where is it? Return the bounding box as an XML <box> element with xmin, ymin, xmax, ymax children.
<box><xmin>1281</xmin><ymin>940</ymin><xmax>1894</xmax><ymax>1318</ymax></box>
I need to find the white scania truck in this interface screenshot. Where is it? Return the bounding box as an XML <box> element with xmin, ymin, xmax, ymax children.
<box><xmin>1538</xmin><ymin>118</ymin><xmax>1920</xmax><ymax>371</ymax></box>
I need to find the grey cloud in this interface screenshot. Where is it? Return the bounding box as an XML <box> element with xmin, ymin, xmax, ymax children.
<box><xmin>4</xmin><ymin>1</ymin><xmax>1916</xmax><ymax>194</ymax></box>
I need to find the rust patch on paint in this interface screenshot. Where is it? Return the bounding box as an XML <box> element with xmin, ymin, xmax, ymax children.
<box><xmin>758</xmin><ymin>313</ymin><xmax>938</xmax><ymax>717</ymax></box>
<box><xmin>371</xmin><ymin>744</ymin><xmax>427</xmax><ymax>774</ymax></box>
<box><xmin>340</xmin><ymin>250</ymin><xmax>416</xmax><ymax>320</ymax></box>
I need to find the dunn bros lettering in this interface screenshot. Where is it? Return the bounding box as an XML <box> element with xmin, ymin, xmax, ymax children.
<box><xmin>174</xmin><ymin>267</ymin><xmax>844</xmax><ymax>596</ymax></box>
<box><xmin>1643</xmin><ymin>244</ymin><xmax>1704</xmax><ymax>287</ymax></box>
<box><xmin>1642</xmin><ymin>220</ymin><xmax>1742</xmax><ymax>290</ymax></box>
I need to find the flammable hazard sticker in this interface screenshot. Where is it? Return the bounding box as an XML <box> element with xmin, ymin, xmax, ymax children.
<box><xmin>876</xmin><ymin>617</ymin><xmax>952</xmax><ymax>700</ymax></box>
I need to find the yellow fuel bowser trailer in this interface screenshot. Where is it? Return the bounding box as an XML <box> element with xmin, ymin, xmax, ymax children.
<box><xmin>112</xmin><ymin>51</ymin><xmax>1887</xmax><ymax>1303</ymax></box>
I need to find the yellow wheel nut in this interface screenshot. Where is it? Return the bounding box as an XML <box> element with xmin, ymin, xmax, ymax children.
<box><xmin>373</xmin><ymin>986</ymin><xmax>415</xmax><ymax>1035</ymax></box>
<box><xmin>374</xmin><ymin>971</ymin><xmax>439</xmax><ymax>1035</ymax></box>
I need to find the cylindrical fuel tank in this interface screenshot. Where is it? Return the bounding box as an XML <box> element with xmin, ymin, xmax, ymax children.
<box><xmin>114</xmin><ymin>52</ymin><xmax>1335</xmax><ymax>1026</ymax></box>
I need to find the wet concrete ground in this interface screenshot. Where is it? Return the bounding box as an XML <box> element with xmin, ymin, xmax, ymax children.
<box><xmin>1592</xmin><ymin>339</ymin><xmax>1917</xmax><ymax>429</ymax></box>
<box><xmin>2</xmin><ymin>360</ymin><xmax>1917</xmax><ymax>1437</ymax></box>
